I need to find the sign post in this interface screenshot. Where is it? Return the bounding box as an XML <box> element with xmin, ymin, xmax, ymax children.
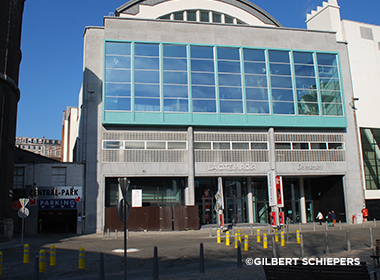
<box><xmin>118</xmin><ymin>178</ymin><xmax>130</xmax><ymax>280</ymax></box>
<box><xmin>18</xmin><ymin>198</ymin><xmax>30</xmax><ymax>245</ymax></box>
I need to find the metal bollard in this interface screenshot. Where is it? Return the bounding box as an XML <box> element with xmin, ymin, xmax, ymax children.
<box><xmin>127</xmin><ymin>229</ymin><xmax>129</xmax><ymax>240</ymax></box>
<box><xmin>153</xmin><ymin>246</ymin><xmax>159</xmax><ymax>279</ymax></box>
<box><xmin>339</xmin><ymin>220</ymin><xmax>342</xmax><ymax>229</ymax></box>
<box><xmin>78</xmin><ymin>247</ymin><xmax>85</xmax><ymax>269</ymax></box>
<box><xmin>34</xmin><ymin>255</ymin><xmax>39</xmax><ymax>280</ymax></box>
<box><xmin>325</xmin><ymin>221</ymin><xmax>328</xmax><ymax>230</ymax></box>
<box><xmin>280</xmin><ymin>231</ymin><xmax>285</xmax><ymax>247</ymax></box>
<box><xmin>217</xmin><ymin>229</ymin><xmax>221</xmax><ymax>243</ymax></box>
<box><xmin>0</xmin><ymin>251</ymin><xmax>2</xmax><ymax>276</ymax></box>
<box><xmin>268</xmin><ymin>224</ymin><xmax>270</xmax><ymax>234</ymax></box>
<box><xmin>23</xmin><ymin>243</ymin><xmax>29</xmax><ymax>264</ymax></box>
<box><xmin>296</xmin><ymin>229</ymin><xmax>301</xmax><ymax>244</ymax></box>
<box><xmin>209</xmin><ymin>228</ymin><xmax>212</xmax><ymax>237</ymax></box>
<box><xmin>300</xmin><ymin>234</ymin><xmax>304</xmax><ymax>258</ymax></box>
<box><xmin>234</xmin><ymin>233</ymin><xmax>238</xmax><ymax>249</ymax></box>
<box><xmin>257</xmin><ymin>229</ymin><xmax>261</xmax><ymax>243</ymax></box>
<box><xmin>362</xmin><ymin>219</ymin><xmax>364</xmax><ymax>228</ymax></box>
<box><xmin>107</xmin><ymin>228</ymin><xmax>110</xmax><ymax>239</ymax></box>
<box><xmin>237</xmin><ymin>229</ymin><xmax>241</xmax><ymax>243</ymax></box>
<box><xmin>272</xmin><ymin>237</ymin><xmax>277</xmax><ymax>258</ymax></box>
<box><xmin>39</xmin><ymin>249</ymin><xmax>46</xmax><ymax>272</ymax></box>
<box><xmin>313</xmin><ymin>222</ymin><xmax>315</xmax><ymax>231</ymax></box>
<box><xmin>263</xmin><ymin>233</ymin><xmax>268</xmax><ymax>249</ymax></box>
<box><xmin>286</xmin><ymin>225</ymin><xmax>289</xmax><ymax>242</ymax></box>
<box><xmin>244</xmin><ymin>235</ymin><xmax>249</xmax><ymax>251</ymax></box>
<box><xmin>325</xmin><ymin>232</ymin><xmax>329</xmax><ymax>254</ymax></box>
<box><xmin>199</xmin><ymin>243</ymin><xmax>205</xmax><ymax>273</ymax></box>
<box><xmin>299</xmin><ymin>222</ymin><xmax>301</xmax><ymax>232</ymax></box>
<box><xmin>115</xmin><ymin>229</ymin><xmax>118</xmax><ymax>239</ymax></box>
<box><xmin>237</xmin><ymin>241</ymin><xmax>242</xmax><ymax>268</ymax></box>
<box><xmin>50</xmin><ymin>245</ymin><xmax>56</xmax><ymax>266</ymax></box>
<box><xmin>275</xmin><ymin>229</ymin><xmax>279</xmax><ymax>242</ymax></box>
<box><xmin>370</xmin><ymin>228</ymin><xmax>374</xmax><ymax>248</ymax></box>
<box><xmin>226</xmin><ymin>231</ymin><xmax>230</xmax><ymax>246</ymax></box>
<box><xmin>347</xmin><ymin>230</ymin><xmax>351</xmax><ymax>251</ymax></box>
<box><xmin>99</xmin><ymin>252</ymin><xmax>105</xmax><ymax>280</ymax></box>
<box><xmin>250</xmin><ymin>225</ymin><xmax>253</xmax><ymax>235</ymax></box>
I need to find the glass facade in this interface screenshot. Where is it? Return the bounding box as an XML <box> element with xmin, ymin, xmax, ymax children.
<box><xmin>361</xmin><ymin>128</ymin><xmax>380</xmax><ymax>189</ymax></box>
<box><xmin>104</xmin><ymin>41</ymin><xmax>344</xmax><ymax>122</ymax></box>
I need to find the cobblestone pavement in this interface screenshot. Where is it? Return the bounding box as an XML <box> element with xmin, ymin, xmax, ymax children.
<box><xmin>1</xmin><ymin>222</ymin><xmax>380</xmax><ymax>279</ymax></box>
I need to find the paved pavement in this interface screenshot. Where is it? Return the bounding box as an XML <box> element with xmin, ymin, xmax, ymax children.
<box><xmin>1</xmin><ymin>221</ymin><xmax>380</xmax><ymax>279</ymax></box>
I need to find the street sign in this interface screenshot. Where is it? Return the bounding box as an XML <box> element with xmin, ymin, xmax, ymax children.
<box><xmin>118</xmin><ymin>198</ymin><xmax>130</xmax><ymax>222</ymax></box>
<box><xmin>19</xmin><ymin>198</ymin><xmax>29</xmax><ymax>208</ymax></box>
<box><xmin>18</xmin><ymin>207</ymin><xmax>29</xmax><ymax>219</ymax></box>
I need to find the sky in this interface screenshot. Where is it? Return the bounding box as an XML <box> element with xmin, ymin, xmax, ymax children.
<box><xmin>17</xmin><ymin>0</ymin><xmax>380</xmax><ymax>140</ymax></box>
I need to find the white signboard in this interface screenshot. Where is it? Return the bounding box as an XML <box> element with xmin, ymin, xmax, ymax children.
<box><xmin>132</xmin><ymin>189</ymin><xmax>142</xmax><ymax>207</ymax></box>
<box><xmin>28</xmin><ymin>186</ymin><xmax>82</xmax><ymax>199</ymax></box>
<box><xmin>268</xmin><ymin>170</ymin><xmax>277</xmax><ymax>206</ymax></box>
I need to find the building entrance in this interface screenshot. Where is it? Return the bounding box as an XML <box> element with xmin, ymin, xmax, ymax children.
<box><xmin>38</xmin><ymin>210</ymin><xmax>77</xmax><ymax>233</ymax></box>
<box><xmin>225</xmin><ymin>197</ymin><xmax>245</xmax><ymax>224</ymax></box>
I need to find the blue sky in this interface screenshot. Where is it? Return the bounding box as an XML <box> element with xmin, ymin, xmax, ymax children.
<box><xmin>17</xmin><ymin>0</ymin><xmax>380</xmax><ymax>139</ymax></box>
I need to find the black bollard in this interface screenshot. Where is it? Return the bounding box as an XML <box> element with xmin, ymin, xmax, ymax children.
<box><xmin>237</xmin><ymin>241</ymin><xmax>242</xmax><ymax>268</ymax></box>
<box><xmin>34</xmin><ymin>255</ymin><xmax>39</xmax><ymax>280</ymax></box>
<box><xmin>347</xmin><ymin>230</ymin><xmax>351</xmax><ymax>251</ymax></box>
<box><xmin>153</xmin><ymin>246</ymin><xmax>159</xmax><ymax>279</ymax></box>
<box><xmin>99</xmin><ymin>252</ymin><xmax>105</xmax><ymax>280</ymax></box>
<box><xmin>325</xmin><ymin>232</ymin><xmax>329</xmax><ymax>254</ymax></box>
<box><xmin>272</xmin><ymin>237</ymin><xmax>277</xmax><ymax>259</ymax></box>
<box><xmin>199</xmin><ymin>243</ymin><xmax>205</xmax><ymax>273</ymax></box>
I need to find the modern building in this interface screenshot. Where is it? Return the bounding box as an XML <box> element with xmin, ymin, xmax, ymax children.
<box><xmin>306</xmin><ymin>0</ymin><xmax>380</xmax><ymax>220</ymax></box>
<box><xmin>13</xmin><ymin>148</ymin><xmax>84</xmax><ymax>234</ymax></box>
<box><xmin>15</xmin><ymin>136</ymin><xmax>62</xmax><ymax>161</ymax></box>
<box><xmin>0</xmin><ymin>0</ymin><xmax>26</xmax><ymax>241</ymax></box>
<box><xmin>77</xmin><ymin>0</ymin><xmax>363</xmax><ymax>233</ymax></box>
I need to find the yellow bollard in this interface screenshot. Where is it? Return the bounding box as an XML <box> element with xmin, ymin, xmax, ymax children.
<box><xmin>275</xmin><ymin>229</ymin><xmax>279</xmax><ymax>242</ymax></box>
<box><xmin>281</xmin><ymin>231</ymin><xmax>285</xmax><ymax>247</ymax></box>
<box><xmin>256</xmin><ymin>229</ymin><xmax>261</xmax><ymax>243</ymax></box>
<box><xmin>226</xmin><ymin>231</ymin><xmax>230</xmax><ymax>246</ymax></box>
<box><xmin>0</xmin><ymin>251</ymin><xmax>2</xmax><ymax>275</ymax></box>
<box><xmin>50</xmin><ymin>245</ymin><xmax>56</xmax><ymax>266</ymax></box>
<box><xmin>39</xmin><ymin>249</ymin><xmax>45</xmax><ymax>272</ymax></box>
<box><xmin>263</xmin><ymin>233</ymin><xmax>268</xmax><ymax>249</ymax></box>
<box><xmin>217</xmin><ymin>229</ymin><xmax>221</xmax><ymax>243</ymax></box>
<box><xmin>237</xmin><ymin>229</ymin><xmax>241</xmax><ymax>242</ymax></box>
<box><xmin>296</xmin><ymin>229</ymin><xmax>301</xmax><ymax>245</ymax></box>
<box><xmin>23</xmin><ymin>244</ymin><xmax>29</xmax><ymax>264</ymax></box>
<box><xmin>78</xmin><ymin>247</ymin><xmax>85</xmax><ymax>269</ymax></box>
<box><xmin>234</xmin><ymin>233</ymin><xmax>238</xmax><ymax>248</ymax></box>
<box><xmin>244</xmin><ymin>235</ymin><xmax>249</xmax><ymax>251</ymax></box>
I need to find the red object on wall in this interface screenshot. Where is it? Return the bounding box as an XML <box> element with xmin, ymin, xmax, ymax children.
<box><xmin>352</xmin><ymin>215</ymin><xmax>355</xmax><ymax>224</ymax></box>
<box><xmin>362</xmin><ymin>208</ymin><xmax>369</xmax><ymax>217</ymax></box>
<box><xmin>279</xmin><ymin>212</ymin><xmax>284</xmax><ymax>225</ymax></box>
<box><xmin>270</xmin><ymin>211</ymin><xmax>276</xmax><ymax>227</ymax></box>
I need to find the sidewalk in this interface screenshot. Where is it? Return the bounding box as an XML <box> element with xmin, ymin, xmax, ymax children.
<box><xmin>1</xmin><ymin>221</ymin><xmax>379</xmax><ymax>279</ymax></box>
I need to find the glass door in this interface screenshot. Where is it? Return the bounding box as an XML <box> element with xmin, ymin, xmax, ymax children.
<box><xmin>225</xmin><ymin>197</ymin><xmax>245</xmax><ymax>225</ymax></box>
<box><xmin>202</xmin><ymin>197</ymin><xmax>214</xmax><ymax>224</ymax></box>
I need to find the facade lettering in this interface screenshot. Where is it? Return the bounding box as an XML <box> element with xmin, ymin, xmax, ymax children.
<box><xmin>208</xmin><ymin>163</ymin><xmax>257</xmax><ymax>172</ymax></box>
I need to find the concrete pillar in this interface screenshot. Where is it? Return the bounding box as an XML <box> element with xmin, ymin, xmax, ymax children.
<box><xmin>247</xmin><ymin>177</ymin><xmax>254</xmax><ymax>223</ymax></box>
<box><xmin>299</xmin><ymin>177</ymin><xmax>307</xmax><ymax>224</ymax></box>
<box><xmin>186</xmin><ymin>127</ymin><xmax>195</xmax><ymax>205</ymax></box>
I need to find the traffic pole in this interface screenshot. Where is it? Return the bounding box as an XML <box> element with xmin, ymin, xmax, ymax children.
<box><xmin>78</xmin><ymin>247</ymin><xmax>85</xmax><ymax>269</ymax></box>
<box><xmin>257</xmin><ymin>229</ymin><xmax>261</xmax><ymax>243</ymax></box>
<box><xmin>23</xmin><ymin>244</ymin><xmax>29</xmax><ymax>264</ymax></box>
<box><xmin>217</xmin><ymin>229</ymin><xmax>221</xmax><ymax>243</ymax></box>
<box><xmin>226</xmin><ymin>231</ymin><xmax>230</xmax><ymax>246</ymax></box>
<box><xmin>263</xmin><ymin>233</ymin><xmax>268</xmax><ymax>249</ymax></box>
<box><xmin>280</xmin><ymin>231</ymin><xmax>285</xmax><ymax>247</ymax></box>
<box><xmin>244</xmin><ymin>235</ymin><xmax>249</xmax><ymax>251</ymax></box>
<box><xmin>234</xmin><ymin>233</ymin><xmax>238</xmax><ymax>248</ymax></box>
<box><xmin>275</xmin><ymin>229</ymin><xmax>279</xmax><ymax>242</ymax></box>
<box><xmin>39</xmin><ymin>249</ymin><xmax>45</xmax><ymax>272</ymax></box>
<box><xmin>296</xmin><ymin>229</ymin><xmax>301</xmax><ymax>245</ymax></box>
<box><xmin>50</xmin><ymin>245</ymin><xmax>56</xmax><ymax>266</ymax></box>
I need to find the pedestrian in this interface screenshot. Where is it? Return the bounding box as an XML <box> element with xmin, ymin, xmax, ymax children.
<box><xmin>331</xmin><ymin>210</ymin><xmax>337</xmax><ymax>227</ymax></box>
<box><xmin>326</xmin><ymin>211</ymin><xmax>332</xmax><ymax>227</ymax></box>
<box><xmin>316</xmin><ymin>211</ymin><xmax>324</xmax><ymax>225</ymax></box>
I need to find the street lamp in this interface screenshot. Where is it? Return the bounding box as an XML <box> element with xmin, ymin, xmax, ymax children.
<box><xmin>118</xmin><ymin>177</ymin><xmax>130</xmax><ymax>280</ymax></box>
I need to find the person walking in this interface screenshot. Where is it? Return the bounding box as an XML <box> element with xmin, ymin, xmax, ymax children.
<box><xmin>316</xmin><ymin>211</ymin><xmax>324</xmax><ymax>225</ymax></box>
<box><xmin>331</xmin><ymin>210</ymin><xmax>337</xmax><ymax>227</ymax></box>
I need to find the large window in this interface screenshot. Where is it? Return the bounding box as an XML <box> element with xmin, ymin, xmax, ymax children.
<box><xmin>104</xmin><ymin>41</ymin><xmax>344</xmax><ymax>119</ymax></box>
<box><xmin>13</xmin><ymin>167</ymin><xmax>24</xmax><ymax>189</ymax></box>
<box><xmin>361</xmin><ymin>128</ymin><xmax>380</xmax><ymax>189</ymax></box>
<box><xmin>52</xmin><ymin>167</ymin><xmax>66</xmax><ymax>186</ymax></box>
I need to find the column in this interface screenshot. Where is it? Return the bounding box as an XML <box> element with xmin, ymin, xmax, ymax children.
<box><xmin>299</xmin><ymin>177</ymin><xmax>307</xmax><ymax>224</ymax></box>
<box><xmin>247</xmin><ymin>177</ymin><xmax>254</xmax><ymax>223</ymax></box>
<box><xmin>186</xmin><ymin>127</ymin><xmax>195</xmax><ymax>205</ymax></box>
